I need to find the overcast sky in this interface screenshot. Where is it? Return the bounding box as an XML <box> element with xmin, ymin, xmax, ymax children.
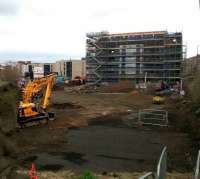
<box><xmin>0</xmin><ymin>0</ymin><xmax>199</xmax><ymax>62</ymax></box>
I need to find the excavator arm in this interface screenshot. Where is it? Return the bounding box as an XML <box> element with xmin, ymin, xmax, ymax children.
<box><xmin>22</xmin><ymin>74</ymin><xmax>55</xmax><ymax>106</ymax></box>
<box><xmin>42</xmin><ymin>74</ymin><xmax>55</xmax><ymax>109</ymax></box>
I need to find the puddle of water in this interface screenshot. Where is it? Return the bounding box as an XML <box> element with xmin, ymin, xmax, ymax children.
<box><xmin>96</xmin><ymin>154</ymin><xmax>132</xmax><ymax>161</ymax></box>
<box><xmin>89</xmin><ymin>115</ymin><xmax>124</xmax><ymax>127</ymax></box>
<box><xmin>39</xmin><ymin>164</ymin><xmax>64</xmax><ymax>171</ymax></box>
<box><xmin>47</xmin><ymin>151</ymin><xmax>88</xmax><ymax>165</ymax></box>
<box><xmin>62</xmin><ymin>152</ymin><xmax>88</xmax><ymax>165</ymax></box>
<box><xmin>22</xmin><ymin>156</ymin><xmax>38</xmax><ymax>164</ymax></box>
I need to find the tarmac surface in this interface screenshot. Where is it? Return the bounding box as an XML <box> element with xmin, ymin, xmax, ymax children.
<box><xmin>18</xmin><ymin>124</ymin><xmax>190</xmax><ymax>173</ymax></box>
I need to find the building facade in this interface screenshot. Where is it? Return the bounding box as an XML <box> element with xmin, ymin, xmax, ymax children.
<box><xmin>27</xmin><ymin>63</ymin><xmax>54</xmax><ymax>78</ymax></box>
<box><xmin>86</xmin><ymin>31</ymin><xmax>184</xmax><ymax>84</ymax></box>
<box><xmin>54</xmin><ymin>60</ymin><xmax>86</xmax><ymax>80</ymax></box>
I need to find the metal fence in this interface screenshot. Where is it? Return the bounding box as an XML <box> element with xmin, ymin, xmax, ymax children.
<box><xmin>193</xmin><ymin>150</ymin><xmax>200</xmax><ymax>179</ymax></box>
<box><xmin>139</xmin><ymin>147</ymin><xmax>167</xmax><ymax>179</ymax></box>
<box><xmin>139</xmin><ymin>147</ymin><xmax>200</xmax><ymax>179</ymax></box>
<box><xmin>138</xmin><ymin>109</ymin><xmax>168</xmax><ymax>126</ymax></box>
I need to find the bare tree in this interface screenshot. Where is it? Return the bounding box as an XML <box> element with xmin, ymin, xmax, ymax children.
<box><xmin>0</xmin><ymin>65</ymin><xmax>20</xmax><ymax>85</ymax></box>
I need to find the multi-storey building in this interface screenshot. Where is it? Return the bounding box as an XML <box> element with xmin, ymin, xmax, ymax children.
<box><xmin>86</xmin><ymin>31</ymin><xmax>184</xmax><ymax>84</ymax></box>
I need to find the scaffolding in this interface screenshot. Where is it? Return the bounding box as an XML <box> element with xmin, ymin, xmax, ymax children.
<box><xmin>86</xmin><ymin>31</ymin><xmax>184</xmax><ymax>84</ymax></box>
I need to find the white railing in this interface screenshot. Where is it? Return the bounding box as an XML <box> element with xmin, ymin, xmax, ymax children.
<box><xmin>156</xmin><ymin>147</ymin><xmax>167</xmax><ymax>179</ymax></box>
<box><xmin>139</xmin><ymin>147</ymin><xmax>167</xmax><ymax>179</ymax></box>
<box><xmin>86</xmin><ymin>31</ymin><xmax>109</xmax><ymax>38</ymax></box>
<box><xmin>140</xmin><ymin>148</ymin><xmax>200</xmax><ymax>179</ymax></box>
<box><xmin>194</xmin><ymin>150</ymin><xmax>200</xmax><ymax>179</ymax></box>
<box><xmin>139</xmin><ymin>172</ymin><xmax>154</xmax><ymax>179</ymax></box>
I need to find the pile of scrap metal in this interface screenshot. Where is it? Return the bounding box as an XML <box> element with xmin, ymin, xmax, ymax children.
<box><xmin>65</xmin><ymin>76</ymin><xmax>86</xmax><ymax>86</ymax></box>
<box><xmin>153</xmin><ymin>82</ymin><xmax>180</xmax><ymax>104</ymax></box>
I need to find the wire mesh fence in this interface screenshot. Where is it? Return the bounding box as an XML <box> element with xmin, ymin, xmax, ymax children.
<box><xmin>138</xmin><ymin>109</ymin><xmax>168</xmax><ymax>126</ymax></box>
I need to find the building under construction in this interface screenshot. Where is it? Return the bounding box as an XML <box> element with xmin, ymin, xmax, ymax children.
<box><xmin>86</xmin><ymin>31</ymin><xmax>184</xmax><ymax>84</ymax></box>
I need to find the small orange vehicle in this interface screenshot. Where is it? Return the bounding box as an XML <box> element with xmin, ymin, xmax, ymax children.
<box><xmin>152</xmin><ymin>95</ymin><xmax>165</xmax><ymax>104</ymax></box>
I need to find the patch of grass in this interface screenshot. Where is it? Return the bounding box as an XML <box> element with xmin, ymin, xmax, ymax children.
<box><xmin>80</xmin><ymin>170</ymin><xmax>96</xmax><ymax>179</ymax></box>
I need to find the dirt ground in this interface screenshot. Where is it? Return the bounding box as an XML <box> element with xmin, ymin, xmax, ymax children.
<box><xmin>13</xmin><ymin>88</ymin><xmax>193</xmax><ymax>178</ymax></box>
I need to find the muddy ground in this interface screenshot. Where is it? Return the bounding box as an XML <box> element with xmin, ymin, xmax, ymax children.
<box><xmin>13</xmin><ymin>89</ymin><xmax>192</xmax><ymax>178</ymax></box>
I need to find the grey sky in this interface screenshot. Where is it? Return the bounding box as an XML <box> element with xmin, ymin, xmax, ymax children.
<box><xmin>0</xmin><ymin>0</ymin><xmax>199</xmax><ymax>62</ymax></box>
<box><xmin>0</xmin><ymin>0</ymin><xmax>19</xmax><ymax>15</ymax></box>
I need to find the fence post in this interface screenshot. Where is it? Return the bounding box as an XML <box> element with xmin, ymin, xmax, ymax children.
<box><xmin>138</xmin><ymin>110</ymin><xmax>141</xmax><ymax>122</ymax></box>
<box><xmin>166</xmin><ymin>111</ymin><xmax>168</xmax><ymax>124</ymax></box>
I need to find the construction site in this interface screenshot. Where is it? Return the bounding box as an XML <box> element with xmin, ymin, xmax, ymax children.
<box><xmin>1</xmin><ymin>0</ymin><xmax>200</xmax><ymax>178</ymax></box>
<box><xmin>1</xmin><ymin>52</ymin><xmax>200</xmax><ymax>179</ymax></box>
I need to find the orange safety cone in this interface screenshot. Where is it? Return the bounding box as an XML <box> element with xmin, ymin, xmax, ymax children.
<box><xmin>29</xmin><ymin>163</ymin><xmax>38</xmax><ymax>179</ymax></box>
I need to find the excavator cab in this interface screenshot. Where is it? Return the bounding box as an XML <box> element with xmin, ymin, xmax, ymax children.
<box><xmin>17</xmin><ymin>103</ymin><xmax>48</xmax><ymax>127</ymax></box>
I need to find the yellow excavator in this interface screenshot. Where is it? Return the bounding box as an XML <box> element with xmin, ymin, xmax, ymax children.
<box><xmin>17</xmin><ymin>74</ymin><xmax>56</xmax><ymax>128</ymax></box>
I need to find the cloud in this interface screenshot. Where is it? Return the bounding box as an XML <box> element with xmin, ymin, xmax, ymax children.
<box><xmin>0</xmin><ymin>0</ymin><xmax>19</xmax><ymax>15</ymax></box>
<box><xmin>91</xmin><ymin>10</ymin><xmax>114</xmax><ymax>18</ymax></box>
<box><xmin>90</xmin><ymin>7</ymin><xmax>127</xmax><ymax>19</ymax></box>
<box><xmin>0</xmin><ymin>0</ymin><xmax>199</xmax><ymax>62</ymax></box>
<box><xmin>0</xmin><ymin>51</ymin><xmax>72</xmax><ymax>62</ymax></box>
